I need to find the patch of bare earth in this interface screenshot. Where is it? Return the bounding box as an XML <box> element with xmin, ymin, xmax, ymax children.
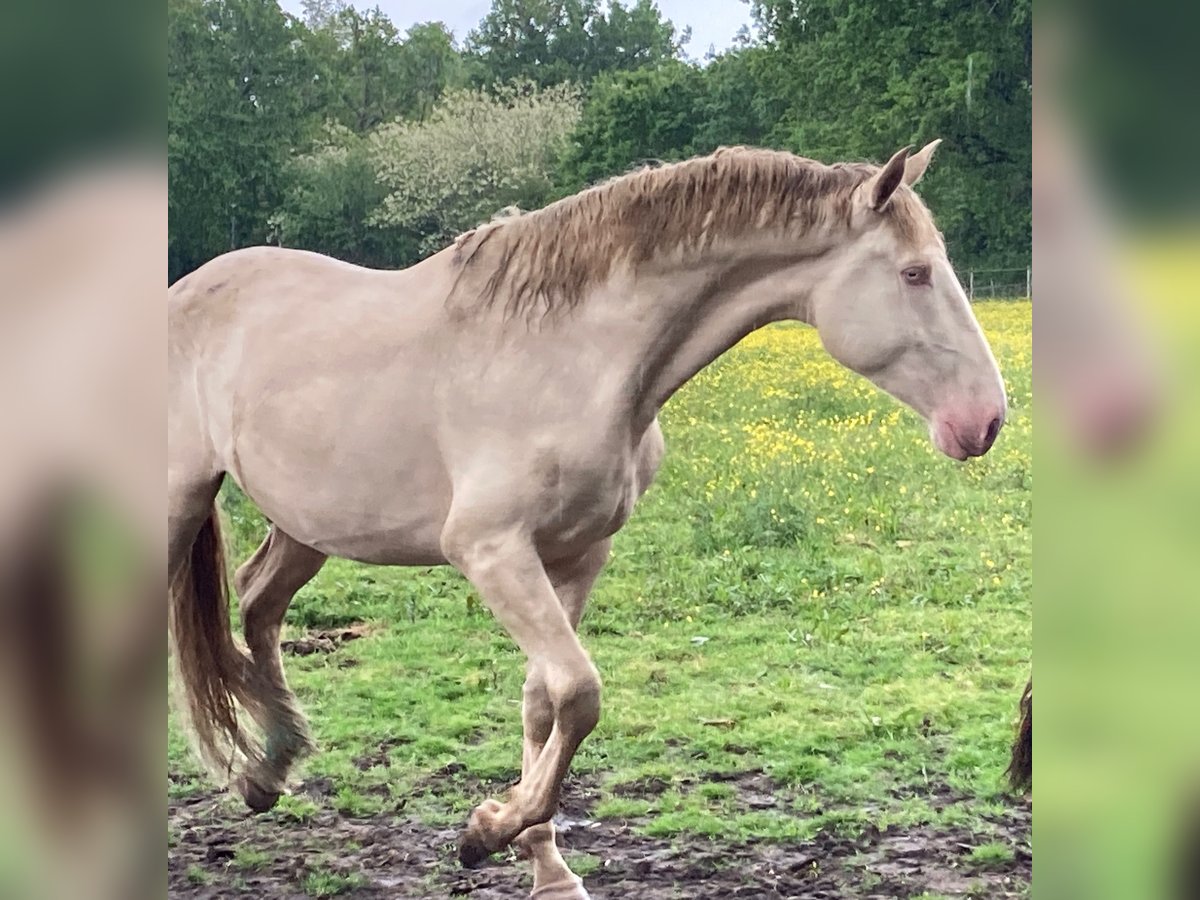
<box><xmin>279</xmin><ymin>624</ymin><xmax>373</xmax><ymax>657</ymax></box>
<box><xmin>168</xmin><ymin>769</ymin><xmax>1030</xmax><ymax>899</ymax></box>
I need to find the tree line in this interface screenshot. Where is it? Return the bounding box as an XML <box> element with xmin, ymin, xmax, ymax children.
<box><xmin>168</xmin><ymin>0</ymin><xmax>1030</xmax><ymax>284</ymax></box>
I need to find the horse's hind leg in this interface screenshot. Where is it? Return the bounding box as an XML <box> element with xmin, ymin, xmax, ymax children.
<box><xmin>232</xmin><ymin>526</ymin><xmax>326</xmax><ymax>811</ymax></box>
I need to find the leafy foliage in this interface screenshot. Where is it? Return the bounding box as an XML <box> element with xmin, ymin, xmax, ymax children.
<box><xmin>748</xmin><ymin>0</ymin><xmax>1032</xmax><ymax>268</ymax></box>
<box><xmin>464</xmin><ymin>0</ymin><xmax>686</xmax><ymax>87</ymax></box>
<box><xmin>307</xmin><ymin>10</ymin><xmax>465</xmax><ymax>130</ymax></box>
<box><xmin>556</xmin><ymin>51</ymin><xmax>783</xmax><ymax>192</ymax></box>
<box><xmin>168</xmin><ymin>0</ymin><xmax>1030</xmax><ymax>282</ymax></box>
<box><xmin>367</xmin><ymin>82</ymin><xmax>582</xmax><ymax>258</ymax></box>
<box><xmin>168</xmin><ymin>0</ymin><xmax>324</xmax><ymax>279</ymax></box>
<box><xmin>270</xmin><ymin>123</ymin><xmax>395</xmax><ymax>267</ymax></box>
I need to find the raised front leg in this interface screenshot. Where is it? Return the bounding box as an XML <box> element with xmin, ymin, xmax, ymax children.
<box><xmin>512</xmin><ymin>540</ymin><xmax>612</xmax><ymax>899</ymax></box>
<box><xmin>441</xmin><ymin>524</ymin><xmax>603</xmax><ymax>877</ymax></box>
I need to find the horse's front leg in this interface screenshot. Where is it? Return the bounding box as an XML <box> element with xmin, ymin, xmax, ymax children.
<box><xmin>510</xmin><ymin>540</ymin><xmax>611</xmax><ymax>898</ymax></box>
<box><xmin>441</xmin><ymin>523</ymin><xmax>603</xmax><ymax>879</ymax></box>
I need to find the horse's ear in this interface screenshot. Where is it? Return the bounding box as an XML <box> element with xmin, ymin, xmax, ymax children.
<box><xmin>904</xmin><ymin>139</ymin><xmax>942</xmax><ymax>187</ymax></box>
<box><xmin>865</xmin><ymin>146</ymin><xmax>911</xmax><ymax>211</ymax></box>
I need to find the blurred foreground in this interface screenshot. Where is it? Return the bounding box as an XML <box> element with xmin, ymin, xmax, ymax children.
<box><xmin>1036</xmin><ymin>5</ymin><xmax>1200</xmax><ymax>899</ymax></box>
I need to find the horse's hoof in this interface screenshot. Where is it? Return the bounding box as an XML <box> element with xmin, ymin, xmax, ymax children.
<box><xmin>458</xmin><ymin>798</ymin><xmax>508</xmax><ymax>867</ymax></box>
<box><xmin>235</xmin><ymin>774</ymin><xmax>281</xmax><ymax>814</ymax></box>
<box><xmin>457</xmin><ymin>832</ymin><xmax>492</xmax><ymax>868</ymax></box>
<box><xmin>531</xmin><ymin>876</ymin><xmax>591</xmax><ymax>899</ymax></box>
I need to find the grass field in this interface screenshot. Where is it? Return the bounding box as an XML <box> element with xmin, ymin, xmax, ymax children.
<box><xmin>168</xmin><ymin>300</ymin><xmax>1032</xmax><ymax>898</ymax></box>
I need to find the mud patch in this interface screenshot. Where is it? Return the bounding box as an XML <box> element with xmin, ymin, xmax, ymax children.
<box><xmin>280</xmin><ymin>624</ymin><xmax>372</xmax><ymax>656</ymax></box>
<box><xmin>169</xmin><ymin>775</ymin><xmax>1031</xmax><ymax>899</ymax></box>
<box><xmin>352</xmin><ymin>736</ymin><xmax>416</xmax><ymax>772</ymax></box>
<box><xmin>610</xmin><ymin>775</ymin><xmax>670</xmax><ymax>798</ymax></box>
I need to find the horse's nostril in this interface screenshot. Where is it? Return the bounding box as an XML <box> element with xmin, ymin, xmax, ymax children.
<box><xmin>984</xmin><ymin>416</ymin><xmax>1002</xmax><ymax>447</ymax></box>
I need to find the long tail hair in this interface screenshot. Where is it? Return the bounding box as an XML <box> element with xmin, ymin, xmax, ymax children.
<box><xmin>1005</xmin><ymin>677</ymin><xmax>1032</xmax><ymax>792</ymax></box>
<box><xmin>169</xmin><ymin>504</ymin><xmax>260</xmax><ymax>777</ymax></box>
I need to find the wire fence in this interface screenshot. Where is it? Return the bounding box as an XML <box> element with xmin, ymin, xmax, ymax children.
<box><xmin>962</xmin><ymin>267</ymin><xmax>1031</xmax><ymax>300</ymax></box>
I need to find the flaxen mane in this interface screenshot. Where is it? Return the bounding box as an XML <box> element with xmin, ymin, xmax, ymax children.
<box><xmin>450</xmin><ymin>146</ymin><xmax>933</xmax><ymax>318</ymax></box>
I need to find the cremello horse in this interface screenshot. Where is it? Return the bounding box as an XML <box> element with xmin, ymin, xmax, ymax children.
<box><xmin>168</xmin><ymin>142</ymin><xmax>1007</xmax><ymax>898</ymax></box>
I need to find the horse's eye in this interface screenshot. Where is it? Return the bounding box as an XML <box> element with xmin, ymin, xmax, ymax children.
<box><xmin>902</xmin><ymin>265</ymin><xmax>931</xmax><ymax>286</ymax></box>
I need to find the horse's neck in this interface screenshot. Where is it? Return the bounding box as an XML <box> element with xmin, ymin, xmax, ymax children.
<box><xmin>607</xmin><ymin>251</ymin><xmax>819</xmax><ymax>429</ymax></box>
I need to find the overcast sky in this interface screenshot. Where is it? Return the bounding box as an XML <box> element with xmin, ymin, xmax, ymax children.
<box><xmin>277</xmin><ymin>0</ymin><xmax>758</xmax><ymax>58</ymax></box>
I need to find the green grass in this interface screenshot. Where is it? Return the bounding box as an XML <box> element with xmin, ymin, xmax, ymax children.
<box><xmin>301</xmin><ymin>870</ymin><xmax>367</xmax><ymax>897</ymax></box>
<box><xmin>169</xmin><ymin>301</ymin><xmax>1032</xmax><ymax>846</ymax></box>
<box><xmin>564</xmin><ymin>852</ymin><xmax>602</xmax><ymax>876</ymax></box>
<box><xmin>186</xmin><ymin>864</ymin><xmax>213</xmax><ymax>886</ymax></box>
<box><xmin>232</xmin><ymin>847</ymin><xmax>271</xmax><ymax>871</ymax></box>
<box><xmin>969</xmin><ymin>841</ymin><xmax>1017</xmax><ymax>869</ymax></box>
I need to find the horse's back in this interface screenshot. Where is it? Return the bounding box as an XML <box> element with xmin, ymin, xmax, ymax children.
<box><xmin>169</xmin><ymin>247</ymin><xmax>400</xmax><ymax>327</ymax></box>
<box><xmin>168</xmin><ymin>246</ymin><xmax>457</xmax><ymax>564</ymax></box>
<box><xmin>168</xmin><ymin>245</ymin><xmax>453</xmax><ymax>379</ymax></box>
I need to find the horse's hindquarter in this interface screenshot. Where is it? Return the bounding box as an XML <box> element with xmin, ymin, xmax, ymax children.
<box><xmin>169</xmin><ymin>247</ymin><xmax>455</xmax><ymax>565</ymax></box>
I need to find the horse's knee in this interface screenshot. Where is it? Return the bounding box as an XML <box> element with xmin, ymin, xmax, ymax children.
<box><xmin>549</xmin><ymin>663</ymin><xmax>602</xmax><ymax>739</ymax></box>
<box><xmin>514</xmin><ymin>821</ymin><xmax>555</xmax><ymax>852</ymax></box>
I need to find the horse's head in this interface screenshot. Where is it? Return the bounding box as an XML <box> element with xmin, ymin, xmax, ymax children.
<box><xmin>809</xmin><ymin>142</ymin><xmax>1008</xmax><ymax>460</ymax></box>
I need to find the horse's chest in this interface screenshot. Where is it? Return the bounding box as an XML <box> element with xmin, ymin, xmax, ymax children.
<box><xmin>530</xmin><ymin>452</ymin><xmax>641</xmax><ymax>552</ymax></box>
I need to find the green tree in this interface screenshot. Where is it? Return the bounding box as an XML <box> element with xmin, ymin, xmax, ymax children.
<box><xmin>304</xmin><ymin>10</ymin><xmax>464</xmax><ymax>130</ymax></box>
<box><xmin>313</xmin><ymin>6</ymin><xmax>406</xmax><ymax>131</ymax></box>
<box><xmin>555</xmin><ymin>50</ymin><xmax>783</xmax><ymax>193</ymax></box>
<box><xmin>465</xmin><ymin>0</ymin><xmax>686</xmax><ymax>87</ymax></box>
<box><xmin>298</xmin><ymin>0</ymin><xmax>346</xmax><ymax>29</ymax></box>
<box><xmin>396</xmin><ymin>22</ymin><xmax>465</xmax><ymax>122</ymax></box>
<box><xmin>168</xmin><ymin>0</ymin><xmax>322</xmax><ymax>281</ymax></box>
<box><xmin>271</xmin><ymin>123</ymin><xmax>398</xmax><ymax>266</ymax></box>
<box><xmin>748</xmin><ymin>0</ymin><xmax>1032</xmax><ymax>268</ymax></box>
<box><xmin>555</xmin><ymin>61</ymin><xmax>707</xmax><ymax>191</ymax></box>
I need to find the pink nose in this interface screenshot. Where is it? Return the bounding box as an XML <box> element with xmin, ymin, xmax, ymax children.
<box><xmin>960</xmin><ymin>412</ymin><xmax>1004</xmax><ymax>457</ymax></box>
<box><xmin>932</xmin><ymin>405</ymin><xmax>1006</xmax><ymax>460</ymax></box>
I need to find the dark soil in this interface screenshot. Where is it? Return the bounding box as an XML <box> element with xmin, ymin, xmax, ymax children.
<box><xmin>279</xmin><ymin>624</ymin><xmax>372</xmax><ymax>657</ymax></box>
<box><xmin>168</xmin><ymin>769</ymin><xmax>1031</xmax><ymax>899</ymax></box>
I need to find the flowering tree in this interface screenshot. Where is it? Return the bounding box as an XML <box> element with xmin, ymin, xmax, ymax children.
<box><xmin>367</xmin><ymin>81</ymin><xmax>582</xmax><ymax>258</ymax></box>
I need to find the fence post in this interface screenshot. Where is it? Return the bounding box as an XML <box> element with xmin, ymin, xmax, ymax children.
<box><xmin>968</xmin><ymin>270</ymin><xmax>974</xmax><ymax>301</ymax></box>
<box><xmin>1026</xmin><ymin>266</ymin><xmax>1031</xmax><ymax>298</ymax></box>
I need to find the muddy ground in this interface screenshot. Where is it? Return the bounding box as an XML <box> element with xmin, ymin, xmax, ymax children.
<box><xmin>169</xmin><ymin>768</ymin><xmax>1031</xmax><ymax>899</ymax></box>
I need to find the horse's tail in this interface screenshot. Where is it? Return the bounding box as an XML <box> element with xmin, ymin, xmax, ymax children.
<box><xmin>1005</xmin><ymin>677</ymin><xmax>1032</xmax><ymax>792</ymax></box>
<box><xmin>169</xmin><ymin>503</ymin><xmax>260</xmax><ymax>778</ymax></box>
